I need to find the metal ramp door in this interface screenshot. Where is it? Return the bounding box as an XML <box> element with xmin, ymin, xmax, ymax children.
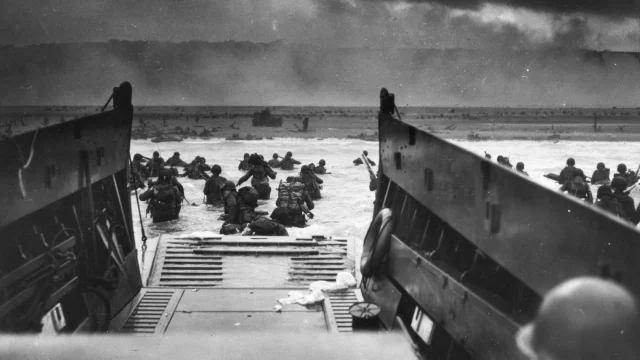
<box><xmin>147</xmin><ymin>235</ymin><xmax>352</xmax><ymax>288</ymax></box>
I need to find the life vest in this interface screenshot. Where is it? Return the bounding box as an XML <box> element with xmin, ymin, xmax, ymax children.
<box><xmin>150</xmin><ymin>183</ymin><xmax>177</xmax><ymax>218</ymax></box>
<box><xmin>277</xmin><ymin>182</ymin><xmax>305</xmax><ymax>214</ymax></box>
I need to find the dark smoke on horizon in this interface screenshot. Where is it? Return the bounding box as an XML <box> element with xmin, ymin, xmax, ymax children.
<box><xmin>1</xmin><ymin>41</ymin><xmax>639</xmax><ymax>107</ymax></box>
<box><xmin>1</xmin><ymin>0</ymin><xmax>638</xmax><ymax>107</ymax></box>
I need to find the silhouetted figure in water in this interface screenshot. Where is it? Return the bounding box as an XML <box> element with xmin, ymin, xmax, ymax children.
<box><xmin>238</xmin><ymin>153</ymin><xmax>253</xmax><ymax>171</ymax></box>
<box><xmin>497</xmin><ymin>155</ymin><xmax>512</xmax><ymax>168</ymax></box>
<box><xmin>353</xmin><ymin>150</ymin><xmax>376</xmax><ymax>166</ymax></box>
<box><xmin>516</xmin><ymin>162</ymin><xmax>528</xmax><ymax>176</ymax></box>
<box><xmin>614</xmin><ymin>163</ymin><xmax>637</xmax><ymax>187</ymax></box>
<box><xmin>558</xmin><ymin>158</ymin><xmax>584</xmax><ymax>185</ymax></box>
<box><xmin>302</xmin><ymin>117</ymin><xmax>309</xmax><ymax>132</ymax></box>
<box><xmin>591</xmin><ymin>162</ymin><xmax>610</xmax><ymax>185</ymax></box>
<box><xmin>268</xmin><ymin>153</ymin><xmax>281</xmax><ymax>168</ymax></box>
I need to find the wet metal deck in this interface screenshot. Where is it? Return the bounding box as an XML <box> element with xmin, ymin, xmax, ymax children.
<box><xmin>114</xmin><ymin>235</ymin><xmax>360</xmax><ymax>335</ymax></box>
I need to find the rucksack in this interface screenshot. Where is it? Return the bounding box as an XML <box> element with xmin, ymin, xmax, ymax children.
<box><xmin>151</xmin><ymin>183</ymin><xmax>176</xmax><ymax>218</ymax></box>
<box><xmin>155</xmin><ymin>183</ymin><xmax>176</xmax><ymax>203</ymax></box>
<box><xmin>277</xmin><ymin>182</ymin><xmax>304</xmax><ymax>214</ymax></box>
<box><xmin>238</xmin><ymin>186</ymin><xmax>259</xmax><ymax>208</ymax></box>
<box><xmin>249</xmin><ymin>217</ymin><xmax>282</xmax><ymax>235</ymax></box>
<box><xmin>220</xmin><ymin>222</ymin><xmax>244</xmax><ymax>235</ymax></box>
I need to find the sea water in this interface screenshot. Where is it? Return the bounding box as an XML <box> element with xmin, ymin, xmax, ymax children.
<box><xmin>130</xmin><ymin>138</ymin><xmax>640</xmax><ymax>270</ymax></box>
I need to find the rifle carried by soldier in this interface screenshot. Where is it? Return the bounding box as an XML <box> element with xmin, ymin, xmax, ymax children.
<box><xmin>362</xmin><ymin>153</ymin><xmax>376</xmax><ymax>180</ymax></box>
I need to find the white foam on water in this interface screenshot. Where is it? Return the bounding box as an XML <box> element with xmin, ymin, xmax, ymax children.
<box><xmin>131</xmin><ymin>138</ymin><xmax>640</xmax><ymax>265</ymax></box>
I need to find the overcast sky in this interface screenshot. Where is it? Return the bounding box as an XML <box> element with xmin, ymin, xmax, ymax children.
<box><xmin>1</xmin><ymin>0</ymin><xmax>639</xmax><ymax>51</ymax></box>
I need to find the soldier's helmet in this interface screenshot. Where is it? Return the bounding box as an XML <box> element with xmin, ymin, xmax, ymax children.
<box><xmin>158</xmin><ymin>169</ymin><xmax>172</xmax><ymax>182</ymax></box>
<box><xmin>597</xmin><ymin>185</ymin><xmax>613</xmax><ymax>199</ymax></box>
<box><xmin>221</xmin><ymin>180</ymin><xmax>236</xmax><ymax>191</ymax></box>
<box><xmin>244</xmin><ymin>153</ymin><xmax>250</xmax><ymax>159</ymax></box>
<box><xmin>516</xmin><ymin>162</ymin><xmax>525</xmax><ymax>170</ymax></box>
<box><xmin>212</xmin><ymin>165</ymin><xmax>222</xmax><ymax>174</ymax></box>
<box><xmin>566</xmin><ymin>158</ymin><xmax>575</xmax><ymax>166</ymax></box>
<box><xmin>497</xmin><ymin>155</ymin><xmax>505</xmax><ymax>163</ymax></box>
<box><xmin>516</xmin><ymin>277</ymin><xmax>638</xmax><ymax>360</ymax></box>
<box><xmin>153</xmin><ymin>151</ymin><xmax>160</xmax><ymax>157</ymax></box>
<box><xmin>133</xmin><ymin>153</ymin><xmax>143</xmax><ymax>161</ymax></box>
<box><xmin>273</xmin><ymin>153</ymin><xmax>279</xmax><ymax>159</ymax></box>
<box><xmin>173</xmin><ymin>152</ymin><xmax>180</xmax><ymax>157</ymax></box>
<box><xmin>612</xmin><ymin>176</ymin><xmax>628</xmax><ymax>191</ymax></box>
<box><xmin>618</xmin><ymin>163</ymin><xmax>627</xmax><ymax>173</ymax></box>
<box><xmin>363</xmin><ymin>150</ymin><xmax>368</xmax><ymax>156</ymax></box>
<box><xmin>597</xmin><ymin>162</ymin><xmax>605</xmax><ymax>170</ymax></box>
<box><xmin>319</xmin><ymin>159</ymin><xmax>326</xmax><ymax>166</ymax></box>
<box><xmin>301</xmin><ymin>165</ymin><xmax>309</xmax><ymax>173</ymax></box>
<box><xmin>286</xmin><ymin>151</ymin><xmax>293</xmax><ymax>157</ymax></box>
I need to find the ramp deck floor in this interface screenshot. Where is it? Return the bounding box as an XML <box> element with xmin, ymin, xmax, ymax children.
<box><xmin>115</xmin><ymin>235</ymin><xmax>360</xmax><ymax>335</ymax></box>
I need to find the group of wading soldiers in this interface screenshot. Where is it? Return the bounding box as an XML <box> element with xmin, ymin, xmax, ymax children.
<box><xmin>552</xmin><ymin>158</ymin><xmax>640</xmax><ymax>223</ymax></box>
<box><xmin>129</xmin><ymin>150</ymin><xmax>331</xmax><ymax>235</ymax></box>
<box><xmin>483</xmin><ymin>151</ymin><xmax>640</xmax><ymax>224</ymax></box>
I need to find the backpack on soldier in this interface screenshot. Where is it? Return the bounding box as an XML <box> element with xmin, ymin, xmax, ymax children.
<box><xmin>151</xmin><ymin>183</ymin><xmax>177</xmax><ymax>218</ymax></box>
<box><xmin>238</xmin><ymin>186</ymin><xmax>259</xmax><ymax>209</ymax></box>
<box><xmin>249</xmin><ymin>217</ymin><xmax>282</xmax><ymax>235</ymax></box>
<box><xmin>277</xmin><ymin>182</ymin><xmax>305</xmax><ymax>215</ymax></box>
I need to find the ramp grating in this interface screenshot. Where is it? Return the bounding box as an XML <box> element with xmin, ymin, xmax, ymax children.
<box><xmin>323</xmin><ymin>289</ymin><xmax>364</xmax><ymax>333</ymax></box>
<box><xmin>148</xmin><ymin>236</ymin><xmax>352</xmax><ymax>288</ymax></box>
<box><xmin>118</xmin><ymin>289</ymin><xmax>183</xmax><ymax>335</ymax></box>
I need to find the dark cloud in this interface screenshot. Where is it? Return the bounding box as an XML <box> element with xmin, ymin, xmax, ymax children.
<box><xmin>382</xmin><ymin>0</ymin><xmax>640</xmax><ymax>18</ymax></box>
<box><xmin>1</xmin><ymin>0</ymin><xmax>638</xmax><ymax>50</ymax></box>
<box><xmin>1</xmin><ymin>0</ymin><xmax>639</xmax><ymax>107</ymax></box>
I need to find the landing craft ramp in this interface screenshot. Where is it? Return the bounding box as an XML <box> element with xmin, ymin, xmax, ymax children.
<box><xmin>112</xmin><ymin>234</ymin><xmax>361</xmax><ymax>335</ymax></box>
<box><xmin>362</xmin><ymin>110</ymin><xmax>640</xmax><ymax>359</ymax></box>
